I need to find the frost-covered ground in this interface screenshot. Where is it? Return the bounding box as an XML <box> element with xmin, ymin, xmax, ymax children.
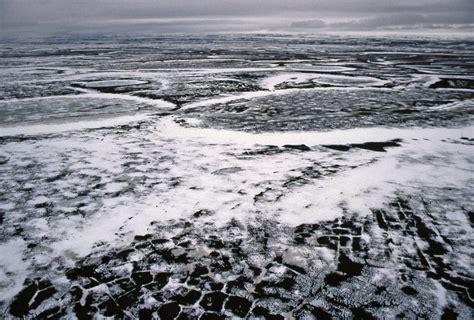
<box><xmin>0</xmin><ymin>34</ymin><xmax>473</xmax><ymax>319</ymax></box>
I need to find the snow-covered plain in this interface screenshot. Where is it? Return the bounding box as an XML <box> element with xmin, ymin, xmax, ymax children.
<box><xmin>0</xmin><ymin>34</ymin><xmax>473</xmax><ymax>319</ymax></box>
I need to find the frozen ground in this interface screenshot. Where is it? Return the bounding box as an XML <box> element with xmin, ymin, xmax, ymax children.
<box><xmin>0</xmin><ymin>34</ymin><xmax>473</xmax><ymax>319</ymax></box>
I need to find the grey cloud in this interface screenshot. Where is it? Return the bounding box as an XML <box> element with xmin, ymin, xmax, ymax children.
<box><xmin>291</xmin><ymin>20</ymin><xmax>327</xmax><ymax>29</ymax></box>
<box><xmin>291</xmin><ymin>11</ymin><xmax>474</xmax><ymax>31</ymax></box>
<box><xmin>1</xmin><ymin>0</ymin><xmax>473</xmax><ymax>35</ymax></box>
<box><xmin>335</xmin><ymin>14</ymin><xmax>430</xmax><ymax>30</ymax></box>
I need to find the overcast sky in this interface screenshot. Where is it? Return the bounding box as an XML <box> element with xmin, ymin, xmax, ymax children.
<box><xmin>1</xmin><ymin>0</ymin><xmax>473</xmax><ymax>35</ymax></box>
